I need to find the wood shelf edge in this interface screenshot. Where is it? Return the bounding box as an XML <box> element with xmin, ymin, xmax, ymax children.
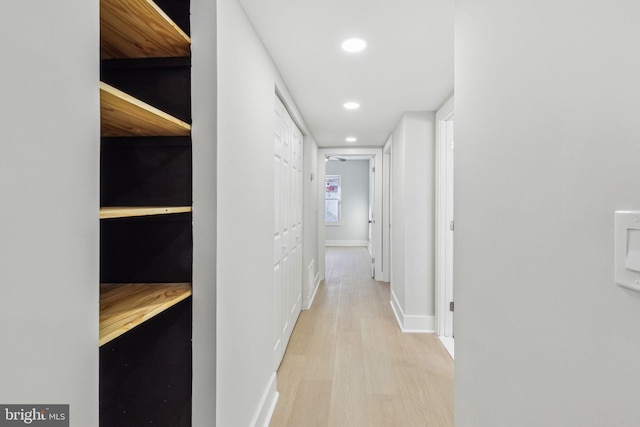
<box><xmin>100</xmin><ymin>206</ymin><xmax>192</xmax><ymax>219</ymax></box>
<box><xmin>100</xmin><ymin>82</ymin><xmax>191</xmax><ymax>137</ymax></box>
<box><xmin>101</xmin><ymin>0</ymin><xmax>191</xmax><ymax>59</ymax></box>
<box><xmin>145</xmin><ymin>0</ymin><xmax>190</xmax><ymax>43</ymax></box>
<box><xmin>99</xmin><ymin>283</ymin><xmax>192</xmax><ymax>346</ymax></box>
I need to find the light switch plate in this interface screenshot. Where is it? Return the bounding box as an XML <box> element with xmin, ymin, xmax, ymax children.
<box><xmin>615</xmin><ymin>211</ymin><xmax>640</xmax><ymax>292</ymax></box>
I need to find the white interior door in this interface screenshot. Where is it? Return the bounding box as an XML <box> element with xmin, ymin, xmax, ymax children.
<box><xmin>436</xmin><ymin>97</ymin><xmax>454</xmax><ymax>351</ymax></box>
<box><xmin>386</xmin><ymin>144</ymin><xmax>393</xmax><ymax>284</ymax></box>
<box><xmin>444</xmin><ymin>119</ymin><xmax>454</xmax><ymax>337</ymax></box>
<box><xmin>288</xmin><ymin>113</ymin><xmax>303</xmax><ymax>349</ymax></box>
<box><xmin>382</xmin><ymin>138</ymin><xmax>392</xmax><ymax>283</ymax></box>
<box><xmin>274</xmin><ymin>97</ymin><xmax>302</xmax><ymax>367</ymax></box>
<box><xmin>368</xmin><ymin>157</ymin><xmax>375</xmax><ymax>277</ymax></box>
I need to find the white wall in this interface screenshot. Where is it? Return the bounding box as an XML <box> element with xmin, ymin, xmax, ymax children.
<box><xmin>455</xmin><ymin>1</ymin><xmax>640</xmax><ymax>425</ymax></box>
<box><xmin>191</xmin><ymin>0</ymin><xmax>218</xmax><ymax>424</ymax></box>
<box><xmin>389</xmin><ymin>112</ymin><xmax>436</xmax><ymax>332</ymax></box>
<box><xmin>217</xmin><ymin>0</ymin><xmax>318</xmax><ymax>424</ymax></box>
<box><xmin>303</xmin><ymin>139</ymin><xmax>320</xmax><ymax>308</ymax></box>
<box><xmin>0</xmin><ymin>1</ymin><xmax>99</xmax><ymax>424</ymax></box>
<box><xmin>325</xmin><ymin>160</ymin><xmax>370</xmax><ymax>245</ymax></box>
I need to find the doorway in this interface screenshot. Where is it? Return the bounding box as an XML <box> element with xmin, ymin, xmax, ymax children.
<box><xmin>435</xmin><ymin>97</ymin><xmax>454</xmax><ymax>358</ymax></box>
<box><xmin>317</xmin><ymin>148</ymin><xmax>383</xmax><ymax>284</ymax></box>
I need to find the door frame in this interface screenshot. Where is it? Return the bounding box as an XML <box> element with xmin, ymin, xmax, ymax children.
<box><xmin>382</xmin><ymin>137</ymin><xmax>392</xmax><ymax>283</ymax></box>
<box><xmin>435</xmin><ymin>96</ymin><xmax>454</xmax><ymax>339</ymax></box>
<box><xmin>368</xmin><ymin>157</ymin><xmax>375</xmax><ymax>277</ymax></box>
<box><xmin>317</xmin><ymin>148</ymin><xmax>383</xmax><ymax>282</ymax></box>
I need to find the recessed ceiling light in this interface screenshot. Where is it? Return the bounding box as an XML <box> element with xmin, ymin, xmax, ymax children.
<box><xmin>341</xmin><ymin>38</ymin><xmax>367</xmax><ymax>53</ymax></box>
<box><xmin>344</xmin><ymin>102</ymin><xmax>360</xmax><ymax>110</ymax></box>
<box><xmin>345</xmin><ymin>137</ymin><xmax>357</xmax><ymax>143</ymax></box>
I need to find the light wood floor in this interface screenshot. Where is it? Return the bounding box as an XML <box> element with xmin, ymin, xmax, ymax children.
<box><xmin>270</xmin><ymin>247</ymin><xmax>454</xmax><ymax>427</ymax></box>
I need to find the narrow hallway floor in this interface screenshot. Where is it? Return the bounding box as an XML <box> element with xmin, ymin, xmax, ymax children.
<box><xmin>270</xmin><ymin>247</ymin><xmax>454</xmax><ymax>427</ymax></box>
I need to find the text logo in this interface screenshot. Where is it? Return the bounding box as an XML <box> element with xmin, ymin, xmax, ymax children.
<box><xmin>0</xmin><ymin>406</ymin><xmax>68</xmax><ymax>426</ymax></box>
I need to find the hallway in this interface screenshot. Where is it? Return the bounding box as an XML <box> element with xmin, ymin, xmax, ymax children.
<box><xmin>270</xmin><ymin>247</ymin><xmax>454</xmax><ymax>427</ymax></box>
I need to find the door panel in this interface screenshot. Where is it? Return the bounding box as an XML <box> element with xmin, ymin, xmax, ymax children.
<box><xmin>273</xmin><ymin>99</ymin><xmax>284</xmax><ymax>364</ymax></box>
<box><xmin>274</xmin><ymin>97</ymin><xmax>303</xmax><ymax>367</ymax></box>
<box><xmin>369</xmin><ymin>157</ymin><xmax>375</xmax><ymax>277</ymax></box>
<box><xmin>445</xmin><ymin>119</ymin><xmax>454</xmax><ymax>337</ymax></box>
<box><xmin>274</xmin><ymin>156</ymin><xmax>281</xmax><ymax>239</ymax></box>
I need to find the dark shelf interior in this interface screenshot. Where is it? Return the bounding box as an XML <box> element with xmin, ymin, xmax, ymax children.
<box><xmin>101</xmin><ymin>57</ymin><xmax>191</xmax><ymax>123</ymax></box>
<box><xmin>154</xmin><ymin>0</ymin><xmax>191</xmax><ymax>36</ymax></box>
<box><xmin>100</xmin><ymin>213</ymin><xmax>193</xmax><ymax>283</ymax></box>
<box><xmin>100</xmin><ymin>297</ymin><xmax>192</xmax><ymax>427</ymax></box>
<box><xmin>101</xmin><ymin>137</ymin><xmax>192</xmax><ymax>207</ymax></box>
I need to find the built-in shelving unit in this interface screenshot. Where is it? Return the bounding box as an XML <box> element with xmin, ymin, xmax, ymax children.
<box><xmin>100</xmin><ymin>82</ymin><xmax>191</xmax><ymax>137</ymax></box>
<box><xmin>99</xmin><ymin>0</ymin><xmax>192</xmax><ymax>425</ymax></box>
<box><xmin>100</xmin><ymin>206</ymin><xmax>192</xmax><ymax>219</ymax></box>
<box><xmin>99</xmin><ymin>283</ymin><xmax>192</xmax><ymax>346</ymax></box>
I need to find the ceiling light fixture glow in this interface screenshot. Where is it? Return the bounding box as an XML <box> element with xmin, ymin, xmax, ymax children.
<box><xmin>345</xmin><ymin>137</ymin><xmax>357</xmax><ymax>143</ymax></box>
<box><xmin>341</xmin><ymin>38</ymin><xmax>367</xmax><ymax>53</ymax></box>
<box><xmin>343</xmin><ymin>102</ymin><xmax>360</xmax><ymax>110</ymax></box>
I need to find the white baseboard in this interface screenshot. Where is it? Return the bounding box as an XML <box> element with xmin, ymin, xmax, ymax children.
<box><xmin>438</xmin><ymin>336</ymin><xmax>455</xmax><ymax>360</ymax></box>
<box><xmin>304</xmin><ymin>260</ymin><xmax>321</xmax><ymax>310</ymax></box>
<box><xmin>304</xmin><ymin>272</ymin><xmax>321</xmax><ymax>310</ymax></box>
<box><xmin>390</xmin><ymin>290</ymin><xmax>404</xmax><ymax>329</ymax></box>
<box><xmin>250</xmin><ymin>372</ymin><xmax>279</xmax><ymax>427</ymax></box>
<box><xmin>390</xmin><ymin>290</ymin><xmax>435</xmax><ymax>333</ymax></box>
<box><xmin>326</xmin><ymin>240</ymin><xmax>369</xmax><ymax>247</ymax></box>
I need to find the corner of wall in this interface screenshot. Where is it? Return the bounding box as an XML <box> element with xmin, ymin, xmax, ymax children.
<box><xmin>390</xmin><ymin>288</ymin><xmax>435</xmax><ymax>333</ymax></box>
<box><xmin>191</xmin><ymin>0</ymin><xmax>218</xmax><ymax>425</ymax></box>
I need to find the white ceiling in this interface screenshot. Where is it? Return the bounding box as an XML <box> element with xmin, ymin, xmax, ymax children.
<box><xmin>237</xmin><ymin>0</ymin><xmax>454</xmax><ymax>148</ymax></box>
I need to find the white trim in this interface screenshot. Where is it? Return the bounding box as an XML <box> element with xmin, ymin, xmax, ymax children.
<box><xmin>250</xmin><ymin>372</ymin><xmax>279</xmax><ymax>427</ymax></box>
<box><xmin>325</xmin><ymin>240</ymin><xmax>369</xmax><ymax>247</ymax></box>
<box><xmin>390</xmin><ymin>290</ymin><xmax>435</xmax><ymax>333</ymax></box>
<box><xmin>304</xmin><ymin>260</ymin><xmax>316</xmax><ymax>310</ymax></box>
<box><xmin>436</xmin><ymin>95</ymin><xmax>454</xmax><ymax>119</ymax></box>
<box><xmin>435</xmin><ymin>94</ymin><xmax>454</xmax><ymax>338</ymax></box>
<box><xmin>273</xmin><ymin>338</ymin><xmax>282</xmax><ymax>370</ymax></box>
<box><xmin>438</xmin><ymin>336</ymin><xmax>455</xmax><ymax>360</ymax></box>
<box><xmin>390</xmin><ymin>290</ymin><xmax>404</xmax><ymax>330</ymax></box>
<box><xmin>304</xmin><ymin>272</ymin><xmax>321</xmax><ymax>309</ymax></box>
<box><xmin>403</xmin><ymin>314</ymin><xmax>435</xmax><ymax>333</ymax></box>
<box><xmin>381</xmin><ymin>136</ymin><xmax>392</xmax><ymax>282</ymax></box>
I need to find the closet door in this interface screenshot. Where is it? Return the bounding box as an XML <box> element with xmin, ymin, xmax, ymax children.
<box><xmin>290</xmin><ymin>120</ymin><xmax>303</xmax><ymax>334</ymax></box>
<box><xmin>273</xmin><ymin>97</ymin><xmax>302</xmax><ymax>367</ymax></box>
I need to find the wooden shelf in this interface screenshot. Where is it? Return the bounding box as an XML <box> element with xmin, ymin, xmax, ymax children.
<box><xmin>100</xmin><ymin>283</ymin><xmax>192</xmax><ymax>346</ymax></box>
<box><xmin>101</xmin><ymin>0</ymin><xmax>190</xmax><ymax>59</ymax></box>
<box><xmin>100</xmin><ymin>206</ymin><xmax>192</xmax><ymax>219</ymax></box>
<box><xmin>100</xmin><ymin>82</ymin><xmax>191</xmax><ymax>137</ymax></box>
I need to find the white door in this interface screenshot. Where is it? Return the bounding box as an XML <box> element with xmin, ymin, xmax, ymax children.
<box><xmin>287</xmin><ymin>111</ymin><xmax>303</xmax><ymax>350</ymax></box>
<box><xmin>444</xmin><ymin>119</ymin><xmax>454</xmax><ymax>337</ymax></box>
<box><xmin>436</xmin><ymin>98</ymin><xmax>455</xmax><ymax>349</ymax></box>
<box><xmin>274</xmin><ymin>97</ymin><xmax>302</xmax><ymax>367</ymax></box>
<box><xmin>382</xmin><ymin>139</ymin><xmax>392</xmax><ymax>283</ymax></box>
<box><xmin>368</xmin><ymin>157</ymin><xmax>375</xmax><ymax>277</ymax></box>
